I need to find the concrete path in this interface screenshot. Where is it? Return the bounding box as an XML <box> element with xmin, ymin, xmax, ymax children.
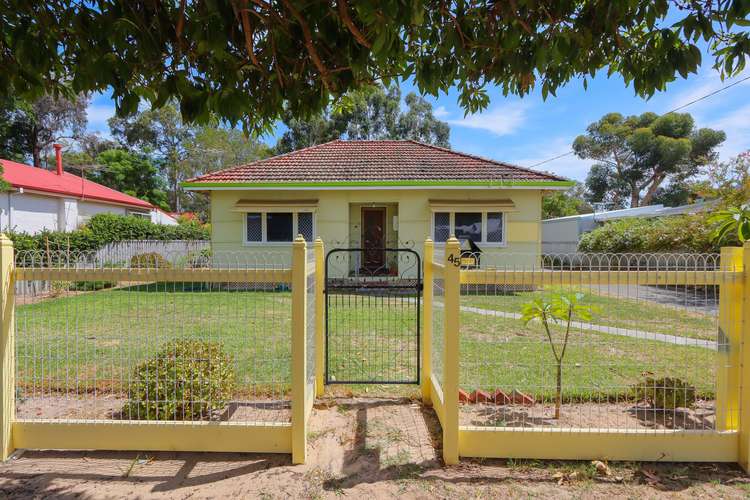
<box><xmin>434</xmin><ymin>301</ymin><xmax>716</xmax><ymax>350</ymax></box>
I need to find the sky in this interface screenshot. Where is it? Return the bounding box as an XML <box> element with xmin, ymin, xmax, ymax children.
<box><xmin>85</xmin><ymin>52</ymin><xmax>750</xmax><ymax>184</ymax></box>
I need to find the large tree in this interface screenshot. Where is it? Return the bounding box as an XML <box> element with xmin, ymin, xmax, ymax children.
<box><xmin>89</xmin><ymin>150</ymin><xmax>170</xmax><ymax>209</ymax></box>
<box><xmin>276</xmin><ymin>84</ymin><xmax>449</xmax><ymax>153</ymax></box>
<box><xmin>183</xmin><ymin>125</ymin><xmax>272</xmax><ymax>217</ymax></box>
<box><xmin>0</xmin><ymin>93</ymin><xmax>88</xmax><ymax>167</ymax></box>
<box><xmin>542</xmin><ymin>183</ymin><xmax>593</xmax><ymax>219</ymax></box>
<box><xmin>2</xmin><ymin>2</ymin><xmax>747</xmax><ymax>132</ymax></box>
<box><xmin>574</xmin><ymin>112</ymin><xmax>725</xmax><ymax>208</ymax></box>
<box><xmin>109</xmin><ymin>104</ymin><xmax>195</xmax><ymax>211</ymax></box>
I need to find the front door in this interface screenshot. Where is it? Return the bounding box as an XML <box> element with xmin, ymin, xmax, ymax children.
<box><xmin>361</xmin><ymin>207</ymin><xmax>386</xmax><ymax>272</ymax></box>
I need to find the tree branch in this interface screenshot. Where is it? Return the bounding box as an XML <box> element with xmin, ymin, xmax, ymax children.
<box><xmin>337</xmin><ymin>0</ymin><xmax>371</xmax><ymax>49</ymax></box>
<box><xmin>232</xmin><ymin>0</ymin><xmax>263</xmax><ymax>69</ymax></box>
<box><xmin>280</xmin><ymin>0</ymin><xmax>333</xmax><ymax>91</ymax></box>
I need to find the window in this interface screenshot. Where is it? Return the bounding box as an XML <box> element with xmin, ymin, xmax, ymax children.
<box><xmin>267</xmin><ymin>213</ymin><xmax>293</xmax><ymax>242</ymax></box>
<box><xmin>432</xmin><ymin>211</ymin><xmax>506</xmax><ymax>245</ymax></box>
<box><xmin>434</xmin><ymin>212</ymin><xmax>450</xmax><ymax>242</ymax></box>
<box><xmin>298</xmin><ymin>212</ymin><xmax>314</xmax><ymax>241</ymax></box>
<box><xmin>487</xmin><ymin>212</ymin><xmax>503</xmax><ymax>242</ymax></box>
<box><xmin>454</xmin><ymin>212</ymin><xmax>482</xmax><ymax>243</ymax></box>
<box><xmin>244</xmin><ymin>212</ymin><xmax>315</xmax><ymax>244</ymax></box>
<box><xmin>246</xmin><ymin>213</ymin><xmax>262</xmax><ymax>242</ymax></box>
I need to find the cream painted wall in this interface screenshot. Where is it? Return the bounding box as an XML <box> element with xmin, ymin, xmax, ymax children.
<box><xmin>210</xmin><ymin>188</ymin><xmax>543</xmax><ymax>268</ymax></box>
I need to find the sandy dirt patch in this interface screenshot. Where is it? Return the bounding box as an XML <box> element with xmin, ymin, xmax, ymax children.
<box><xmin>1</xmin><ymin>397</ymin><xmax>748</xmax><ymax>499</ymax></box>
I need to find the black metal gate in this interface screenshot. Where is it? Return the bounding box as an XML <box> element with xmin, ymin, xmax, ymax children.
<box><xmin>325</xmin><ymin>248</ymin><xmax>421</xmax><ymax>384</ymax></box>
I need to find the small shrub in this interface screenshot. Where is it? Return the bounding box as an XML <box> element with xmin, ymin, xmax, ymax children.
<box><xmin>69</xmin><ymin>280</ymin><xmax>116</xmax><ymax>291</ymax></box>
<box><xmin>130</xmin><ymin>252</ymin><xmax>172</xmax><ymax>268</ymax></box>
<box><xmin>123</xmin><ymin>340</ymin><xmax>235</xmax><ymax>420</ymax></box>
<box><xmin>49</xmin><ymin>281</ymin><xmax>70</xmax><ymax>297</ymax></box>
<box><xmin>632</xmin><ymin>376</ymin><xmax>696</xmax><ymax>409</ymax></box>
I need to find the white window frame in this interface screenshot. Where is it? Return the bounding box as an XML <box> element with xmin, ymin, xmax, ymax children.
<box><xmin>243</xmin><ymin>210</ymin><xmax>316</xmax><ymax>246</ymax></box>
<box><xmin>431</xmin><ymin>210</ymin><xmax>507</xmax><ymax>247</ymax></box>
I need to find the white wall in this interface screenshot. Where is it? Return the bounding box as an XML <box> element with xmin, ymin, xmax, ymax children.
<box><xmin>4</xmin><ymin>192</ymin><xmax>60</xmax><ymax>233</ymax></box>
<box><xmin>0</xmin><ymin>191</ymin><xmax>156</xmax><ymax>234</ymax></box>
<box><xmin>78</xmin><ymin>200</ymin><xmax>127</xmax><ymax>226</ymax></box>
<box><xmin>150</xmin><ymin>209</ymin><xmax>178</xmax><ymax>225</ymax></box>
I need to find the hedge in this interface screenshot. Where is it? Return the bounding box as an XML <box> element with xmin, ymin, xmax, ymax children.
<box><xmin>577</xmin><ymin>214</ymin><xmax>727</xmax><ymax>254</ymax></box>
<box><xmin>6</xmin><ymin>213</ymin><xmax>209</xmax><ymax>255</ymax></box>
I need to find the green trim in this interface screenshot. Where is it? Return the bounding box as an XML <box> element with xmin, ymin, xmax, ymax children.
<box><xmin>182</xmin><ymin>179</ymin><xmax>575</xmax><ymax>189</ymax></box>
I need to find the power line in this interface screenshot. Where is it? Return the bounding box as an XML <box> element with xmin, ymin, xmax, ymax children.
<box><xmin>526</xmin><ymin>74</ymin><xmax>750</xmax><ymax>169</ymax></box>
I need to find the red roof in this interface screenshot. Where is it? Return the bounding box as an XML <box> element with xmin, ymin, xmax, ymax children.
<box><xmin>185</xmin><ymin>140</ymin><xmax>569</xmax><ymax>185</ymax></box>
<box><xmin>0</xmin><ymin>159</ymin><xmax>153</xmax><ymax>209</ymax></box>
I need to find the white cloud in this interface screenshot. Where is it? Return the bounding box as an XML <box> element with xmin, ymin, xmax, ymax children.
<box><xmin>446</xmin><ymin>102</ymin><xmax>528</xmax><ymax>136</ymax></box>
<box><xmin>433</xmin><ymin>105</ymin><xmax>449</xmax><ymax>118</ymax></box>
<box><xmin>86</xmin><ymin>103</ymin><xmax>115</xmax><ymax>130</ymax></box>
<box><xmin>705</xmin><ymin>103</ymin><xmax>750</xmax><ymax>160</ymax></box>
<box><xmin>664</xmin><ymin>68</ymin><xmax>750</xmax><ymax>115</ymax></box>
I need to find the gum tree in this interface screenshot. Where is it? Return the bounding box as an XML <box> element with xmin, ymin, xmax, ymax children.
<box><xmin>521</xmin><ymin>292</ymin><xmax>594</xmax><ymax>419</ymax></box>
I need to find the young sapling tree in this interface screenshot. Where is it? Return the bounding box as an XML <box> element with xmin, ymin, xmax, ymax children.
<box><xmin>521</xmin><ymin>292</ymin><xmax>594</xmax><ymax>419</ymax></box>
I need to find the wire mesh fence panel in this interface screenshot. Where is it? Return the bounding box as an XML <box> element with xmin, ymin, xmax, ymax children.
<box><xmin>306</xmin><ymin>248</ymin><xmax>316</xmax><ymax>389</ymax></box>
<box><xmin>15</xmin><ymin>250</ymin><xmax>293</xmax><ymax>424</ymax></box>
<box><xmin>325</xmin><ymin>249</ymin><xmax>421</xmax><ymax>384</ymax></box>
<box><xmin>432</xmin><ymin>274</ymin><xmax>445</xmax><ymax>392</ymax></box>
<box><xmin>456</xmin><ymin>252</ymin><xmax>736</xmax><ymax>433</ymax></box>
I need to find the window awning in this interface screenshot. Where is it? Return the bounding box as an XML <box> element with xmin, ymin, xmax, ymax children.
<box><xmin>428</xmin><ymin>199</ymin><xmax>516</xmax><ymax>211</ymax></box>
<box><xmin>232</xmin><ymin>199</ymin><xmax>318</xmax><ymax>212</ymax></box>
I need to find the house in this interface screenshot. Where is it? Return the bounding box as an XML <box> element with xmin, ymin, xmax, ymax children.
<box><xmin>542</xmin><ymin>200</ymin><xmax>716</xmax><ymax>254</ymax></box>
<box><xmin>0</xmin><ymin>145</ymin><xmax>177</xmax><ymax>233</ymax></box>
<box><xmin>183</xmin><ymin>140</ymin><xmax>572</xmax><ymax>272</ymax></box>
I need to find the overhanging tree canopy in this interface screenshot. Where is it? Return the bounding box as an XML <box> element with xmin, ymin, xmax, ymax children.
<box><xmin>2</xmin><ymin>1</ymin><xmax>748</xmax><ymax>133</ymax></box>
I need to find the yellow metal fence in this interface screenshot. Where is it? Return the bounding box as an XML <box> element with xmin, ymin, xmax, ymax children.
<box><xmin>423</xmin><ymin>237</ymin><xmax>749</xmax><ymax>468</ymax></box>
<box><xmin>0</xmin><ymin>235</ymin><xmax>323</xmax><ymax>464</ymax></box>
<box><xmin>2</xmin><ymin>231</ymin><xmax>749</xmax><ymax>469</ymax></box>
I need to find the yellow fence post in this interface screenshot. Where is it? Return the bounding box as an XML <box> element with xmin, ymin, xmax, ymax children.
<box><xmin>314</xmin><ymin>238</ymin><xmax>325</xmax><ymax>397</ymax></box>
<box><xmin>421</xmin><ymin>239</ymin><xmax>434</xmax><ymax>404</ymax></box>
<box><xmin>291</xmin><ymin>236</ymin><xmax>307</xmax><ymax>464</ymax></box>
<box><xmin>739</xmin><ymin>241</ymin><xmax>750</xmax><ymax>470</ymax></box>
<box><xmin>443</xmin><ymin>237</ymin><xmax>461</xmax><ymax>465</ymax></box>
<box><xmin>0</xmin><ymin>235</ymin><xmax>14</xmax><ymax>461</ymax></box>
<box><xmin>717</xmin><ymin>246</ymin><xmax>743</xmax><ymax>431</ymax></box>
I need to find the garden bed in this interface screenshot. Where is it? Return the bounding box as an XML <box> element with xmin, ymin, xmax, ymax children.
<box><xmin>459</xmin><ymin>400</ymin><xmax>716</xmax><ymax>430</ymax></box>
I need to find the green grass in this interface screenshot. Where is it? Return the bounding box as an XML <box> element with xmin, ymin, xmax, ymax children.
<box><xmin>16</xmin><ymin>283</ymin><xmax>293</xmax><ymax>394</ymax></box>
<box><xmin>459</xmin><ymin>310</ymin><xmax>715</xmax><ymax>401</ymax></box>
<box><xmin>16</xmin><ymin>285</ymin><xmax>717</xmax><ymax>401</ymax></box>
<box><xmin>462</xmin><ymin>286</ymin><xmax>716</xmax><ymax>340</ymax></box>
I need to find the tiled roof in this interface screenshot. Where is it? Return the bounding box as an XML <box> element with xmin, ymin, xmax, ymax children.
<box><xmin>0</xmin><ymin>159</ymin><xmax>154</xmax><ymax>209</ymax></box>
<box><xmin>185</xmin><ymin>140</ymin><xmax>568</xmax><ymax>186</ymax></box>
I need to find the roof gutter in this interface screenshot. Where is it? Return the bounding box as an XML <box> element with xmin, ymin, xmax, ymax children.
<box><xmin>182</xmin><ymin>180</ymin><xmax>575</xmax><ymax>190</ymax></box>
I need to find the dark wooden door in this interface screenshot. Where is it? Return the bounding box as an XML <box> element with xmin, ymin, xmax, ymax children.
<box><xmin>361</xmin><ymin>207</ymin><xmax>386</xmax><ymax>271</ymax></box>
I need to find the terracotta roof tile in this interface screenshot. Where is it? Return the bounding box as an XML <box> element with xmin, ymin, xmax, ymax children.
<box><xmin>186</xmin><ymin>140</ymin><xmax>567</xmax><ymax>185</ymax></box>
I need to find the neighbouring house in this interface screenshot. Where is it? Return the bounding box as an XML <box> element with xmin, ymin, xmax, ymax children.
<box><xmin>184</xmin><ymin>140</ymin><xmax>571</xmax><ymax>273</ymax></box>
<box><xmin>542</xmin><ymin>200</ymin><xmax>716</xmax><ymax>254</ymax></box>
<box><xmin>0</xmin><ymin>145</ymin><xmax>177</xmax><ymax>233</ymax></box>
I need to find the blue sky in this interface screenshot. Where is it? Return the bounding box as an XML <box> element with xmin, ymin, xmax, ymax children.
<box><xmin>85</xmin><ymin>57</ymin><xmax>750</xmax><ymax>183</ymax></box>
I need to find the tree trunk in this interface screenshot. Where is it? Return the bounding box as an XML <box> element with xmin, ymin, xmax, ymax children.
<box><xmin>630</xmin><ymin>184</ymin><xmax>640</xmax><ymax>208</ymax></box>
<box><xmin>555</xmin><ymin>362</ymin><xmax>562</xmax><ymax>419</ymax></box>
<box><xmin>640</xmin><ymin>176</ymin><xmax>665</xmax><ymax>207</ymax></box>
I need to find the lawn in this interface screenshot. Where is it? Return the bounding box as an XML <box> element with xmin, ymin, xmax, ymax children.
<box><xmin>462</xmin><ymin>285</ymin><xmax>717</xmax><ymax>340</ymax></box>
<box><xmin>16</xmin><ymin>284</ymin><xmax>718</xmax><ymax>403</ymax></box>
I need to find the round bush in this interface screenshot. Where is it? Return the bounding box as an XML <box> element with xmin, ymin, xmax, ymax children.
<box><xmin>130</xmin><ymin>252</ymin><xmax>172</xmax><ymax>268</ymax></box>
<box><xmin>123</xmin><ymin>340</ymin><xmax>236</xmax><ymax>420</ymax></box>
<box><xmin>632</xmin><ymin>376</ymin><xmax>696</xmax><ymax>409</ymax></box>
